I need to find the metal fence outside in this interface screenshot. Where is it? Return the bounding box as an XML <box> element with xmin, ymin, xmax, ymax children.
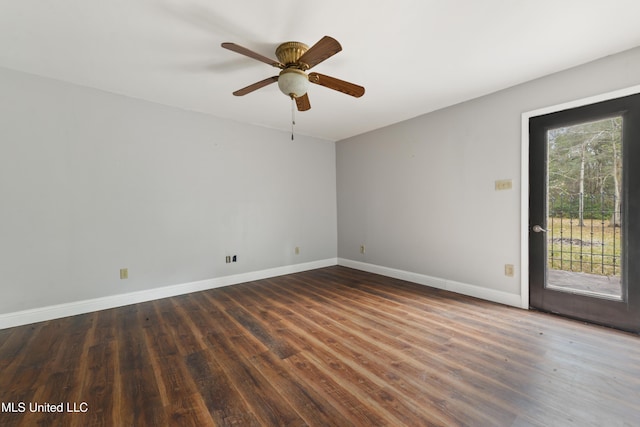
<box><xmin>548</xmin><ymin>192</ymin><xmax>621</xmax><ymax>277</ymax></box>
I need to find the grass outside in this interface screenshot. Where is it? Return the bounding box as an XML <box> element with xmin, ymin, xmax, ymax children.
<box><xmin>547</xmin><ymin>217</ymin><xmax>622</xmax><ymax>277</ymax></box>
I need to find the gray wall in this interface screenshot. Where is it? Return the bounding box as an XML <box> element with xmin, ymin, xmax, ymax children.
<box><xmin>337</xmin><ymin>46</ymin><xmax>640</xmax><ymax>301</ymax></box>
<box><xmin>0</xmin><ymin>67</ymin><xmax>337</xmax><ymax>314</ymax></box>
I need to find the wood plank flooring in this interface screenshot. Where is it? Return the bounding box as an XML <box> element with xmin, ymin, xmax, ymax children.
<box><xmin>0</xmin><ymin>266</ymin><xmax>639</xmax><ymax>426</ymax></box>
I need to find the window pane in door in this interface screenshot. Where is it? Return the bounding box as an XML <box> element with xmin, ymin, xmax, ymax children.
<box><xmin>546</xmin><ymin>116</ymin><xmax>623</xmax><ymax>299</ymax></box>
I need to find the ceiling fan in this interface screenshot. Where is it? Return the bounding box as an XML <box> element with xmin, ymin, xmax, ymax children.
<box><xmin>221</xmin><ymin>36</ymin><xmax>365</xmax><ymax>111</ymax></box>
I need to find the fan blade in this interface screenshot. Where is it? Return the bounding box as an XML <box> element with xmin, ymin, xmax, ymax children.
<box><xmin>309</xmin><ymin>72</ymin><xmax>365</xmax><ymax>98</ymax></box>
<box><xmin>297</xmin><ymin>36</ymin><xmax>342</xmax><ymax>70</ymax></box>
<box><xmin>221</xmin><ymin>42</ymin><xmax>283</xmax><ymax>68</ymax></box>
<box><xmin>232</xmin><ymin>76</ymin><xmax>279</xmax><ymax>96</ymax></box>
<box><xmin>295</xmin><ymin>93</ymin><xmax>311</xmax><ymax>111</ymax></box>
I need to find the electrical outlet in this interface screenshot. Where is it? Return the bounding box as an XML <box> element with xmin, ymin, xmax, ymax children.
<box><xmin>360</xmin><ymin>245</ymin><xmax>366</xmax><ymax>254</ymax></box>
<box><xmin>505</xmin><ymin>264</ymin><xmax>515</xmax><ymax>277</ymax></box>
<box><xmin>120</xmin><ymin>268</ymin><xmax>128</xmax><ymax>280</ymax></box>
<box><xmin>225</xmin><ymin>256</ymin><xmax>231</xmax><ymax>263</ymax></box>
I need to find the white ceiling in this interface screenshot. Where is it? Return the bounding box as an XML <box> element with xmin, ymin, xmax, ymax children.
<box><xmin>2</xmin><ymin>1</ymin><xmax>640</xmax><ymax>141</ymax></box>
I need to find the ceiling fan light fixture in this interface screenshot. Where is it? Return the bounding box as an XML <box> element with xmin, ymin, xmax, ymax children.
<box><xmin>278</xmin><ymin>68</ymin><xmax>309</xmax><ymax>98</ymax></box>
<box><xmin>222</xmin><ymin>36</ymin><xmax>363</xmax><ymax>111</ymax></box>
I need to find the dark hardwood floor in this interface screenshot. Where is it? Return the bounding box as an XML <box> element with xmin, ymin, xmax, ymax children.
<box><xmin>0</xmin><ymin>266</ymin><xmax>638</xmax><ymax>426</ymax></box>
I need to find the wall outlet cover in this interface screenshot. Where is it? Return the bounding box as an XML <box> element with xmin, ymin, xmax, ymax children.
<box><xmin>505</xmin><ymin>264</ymin><xmax>515</xmax><ymax>277</ymax></box>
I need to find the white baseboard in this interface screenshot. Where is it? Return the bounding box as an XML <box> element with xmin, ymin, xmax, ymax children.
<box><xmin>1</xmin><ymin>257</ymin><xmax>525</xmax><ymax>330</ymax></box>
<box><xmin>338</xmin><ymin>258</ymin><xmax>523</xmax><ymax>308</ymax></box>
<box><xmin>0</xmin><ymin>258</ymin><xmax>337</xmax><ymax>330</ymax></box>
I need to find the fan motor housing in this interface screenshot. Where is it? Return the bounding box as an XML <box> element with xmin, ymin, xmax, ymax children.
<box><xmin>275</xmin><ymin>42</ymin><xmax>309</xmax><ymax>66</ymax></box>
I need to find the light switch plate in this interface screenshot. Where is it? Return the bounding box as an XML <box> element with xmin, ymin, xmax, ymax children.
<box><xmin>495</xmin><ymin>179</ymin><xmax>513</xmax><ymax>191</ymax></box>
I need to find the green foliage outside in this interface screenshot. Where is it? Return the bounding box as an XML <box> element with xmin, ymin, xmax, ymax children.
<box><xmin>547</xmin><ymin>116</ymin><xmax>622</xmax><ymax>221</ymax></box>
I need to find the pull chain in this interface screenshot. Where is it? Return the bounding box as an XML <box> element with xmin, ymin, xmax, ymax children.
<box><xmin>291</xmin><ymin>95</ymin><xmax>295</xmax><ymax>140</ymax></box>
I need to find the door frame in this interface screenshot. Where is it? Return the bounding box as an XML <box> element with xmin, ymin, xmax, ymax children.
<box><xmin>520</xmin><ymin>84</ymin><xmax>640</xmax><ymax>310</ymax></box>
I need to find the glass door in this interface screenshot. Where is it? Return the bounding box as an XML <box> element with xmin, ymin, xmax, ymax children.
<box><xmin>529</xmin><ymin>93</ymin><xmax>640</xmax><ymax>332</ymax></box>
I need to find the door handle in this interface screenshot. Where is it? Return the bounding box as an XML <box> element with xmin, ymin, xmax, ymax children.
<box><xmin>532</xmin><ymin>225</ymin><xmax>547</xmax><ymax>233</ymax></box>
